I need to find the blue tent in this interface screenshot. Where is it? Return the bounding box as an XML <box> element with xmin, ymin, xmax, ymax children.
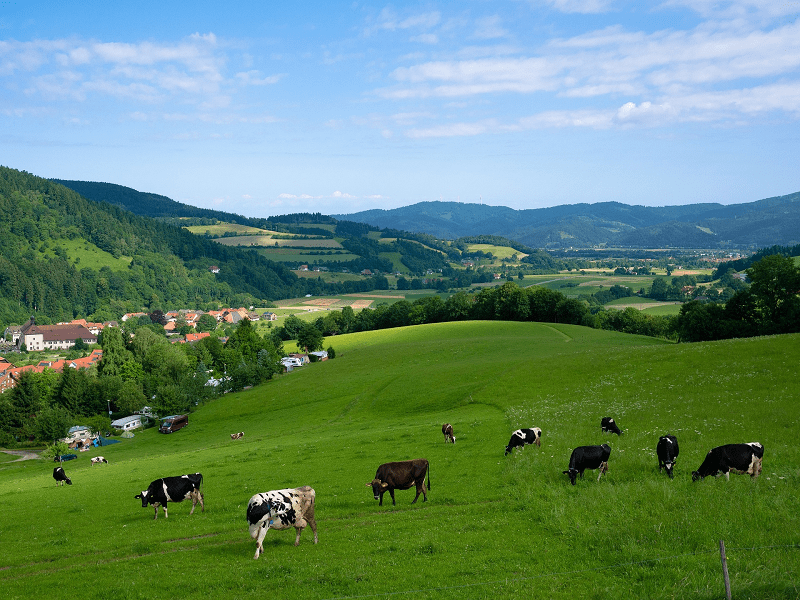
<box><xmin>98</xmin><ymin>437</ymin><xmax>120</xmax><ymax>446</ymax></box>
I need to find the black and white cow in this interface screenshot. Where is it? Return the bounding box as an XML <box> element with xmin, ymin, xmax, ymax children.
<box><xmin>692</xmin><ymin>443</ymin><xmax>764</xmax><ymax>482</ymax></box>
<box><xmin>504</xmin><ymin>427</ymin><xmax>542</xmax><ymax>455</ymax></box>
<box><xmin>230</xmin><ymin>432</ymin><xmax>244</xmax><ymax>440</ymax></box>
<box><xmin>135</xmin><ymin>473</ymin><xmax>204</xmax><ymax>519</ymax></box>
<box><xmin>563</xmin><ymin>444</ymin><xmax>612</xmax><ymax>485</ymax></box>
<box><xmin>246</xmin><ymin>486</ymin><xmax>318</xmax><ymax>559</ymax></box>
<box><xmin>53</xmin><ymin>466</ymin><xmax>72</xmax><ymax>486</ymax></box>
<box><xmin>442</xmin><ymin>423</ymin><xmax>456</xmax><ymax>443</ymax></box>
<box><xmin>601</xmin><ymin>417</ymin><xmax>623</xmax><ymax>435</ymax></box>
<box><xmin>91</xmin><ymin>456</ymin><xmax>109</xmax><ymax>466</ymax></box>
<box><xmin>656</xmin><ymin>435</ymin><xmax>679</xmax><ymax>479</ymax></box>
<box><xmin>367</xmin><ymin>459</ymin><xmax>430</xmax><ymax>506</ymax></box>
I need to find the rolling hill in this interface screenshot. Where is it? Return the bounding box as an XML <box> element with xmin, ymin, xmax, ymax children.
<box><xmin>336</xmin><ymin>192</ymin><xmax>800</xmax><ymax>248</ymax></box>
<box><xmin>1</xmin><ymin>322</ymin><xmax>798</xmax><ymax>599</ymax></box>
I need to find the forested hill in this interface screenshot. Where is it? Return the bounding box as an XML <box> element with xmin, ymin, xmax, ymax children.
<box><xmin>0</xmin><ymin>167</ymin><xmax>306</xmax><ymax>325</ymax></box>
<box><xmin>336</xmin><ymin>193</ymin><xmax>800</xmax><ymax>248</ymax></box>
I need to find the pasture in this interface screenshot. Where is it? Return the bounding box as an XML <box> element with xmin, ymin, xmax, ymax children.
<box><xmin>1</xmin><ymin>323</ymin><xmax>798</xmax><ymax>599</ymax></box>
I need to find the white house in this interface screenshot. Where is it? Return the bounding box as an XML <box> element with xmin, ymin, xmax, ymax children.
<box><xmin>111</xmin><ymin>415</ymin><xmax>143</xmax><ymax>431</ymax></box>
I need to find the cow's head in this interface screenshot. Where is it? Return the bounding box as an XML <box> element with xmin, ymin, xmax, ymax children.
<box><xmin>533</xmin><ymin>428</ymin><xmax>542</xmax><ymax>446</ymax></box>
<box><xmin>664</xmin><ymin>460</ymin><xmax>676</xmax><ymax>478</ymax></box>
<box><xmin>563</xmin><ymin>468</ymin><xmax>579</xmax><ymax>485</ymax></box>
<box><xmin>366</xmin><ymin>479</ymin><xmax>388</xmax><ymax>500</ymax></box>
<box><xmin>65</xmin><ymin>476</ymin><xmax>73</xmax><ymax>485</ymax></box>
<box><xmin>135</xmin><ymin>490</ymin><xmax>149</xmax><ymax>506</ymax></box>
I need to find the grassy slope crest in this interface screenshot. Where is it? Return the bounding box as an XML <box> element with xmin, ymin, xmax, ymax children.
<box><xmin>1</xmin><ymin>322</ymin><xmax>797</xmax><ymax>599</ymax></box>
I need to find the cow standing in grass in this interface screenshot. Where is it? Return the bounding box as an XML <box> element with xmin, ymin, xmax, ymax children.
<box><xmin>247</xmin><ymin>486</ymin><xmax>318</xmax><ymax>559</ymax></box>
<box><xmin>601</xmin><ymin>417</ymin><xmax>623</xmax><ymax>435</ymax></box>
<box><xmin>442</xmin><ymin>423</ymin><xmax>455</xmax><ymax>443</ymax></box>
<box><xmin>91</xmin><ymin>456</ymin><xmax>108</xmax><ymax>466</ymax></box>
<box><xmin>563</xmin><ymin>444</ymin><xmax>612</xmax><ymax>485</ymax></box>
<box><xmin>135</xmin><ymin>473</ymin><xmax>204</xmax><ymax>519</ymax></box>
<box><xmin>53</xmin><ymin>467</ymin><xmax>72</xmax><ymax>486</ymax></box>
<box><xmin>504</xmin><ymin>427</ymin><xmax>541</xmax><ymax>455</ymax></box>
<box><xmin>367</xmin><ymin>459</ymin><xmax>430</xmax><ymax>506</ymax></box>
<box><xmin>692</xmin><ymin>443</ymin><xmax>764</xmax><ymax>482</ymax></box>
<box><xmin>656</xmin><ymin>435</ymin><xmax>679</xmax><ymax>479</ymax></box>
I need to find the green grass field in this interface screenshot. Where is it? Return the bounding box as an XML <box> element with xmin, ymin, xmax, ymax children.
<box><xmin>1</xmin><ymin>323</ymin><xmax>798</xmax><ymax>599</ymax></box>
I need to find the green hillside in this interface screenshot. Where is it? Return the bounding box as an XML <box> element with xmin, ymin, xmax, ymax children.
<box><xmin>0</xmin><ymin>166</ymin><xmax>308</xmax><ymax>324</ymax></box>
<box><xmin>1</xmin><ymin>322</ymin><xmax>797</xmax><ymax>599</ymax></box>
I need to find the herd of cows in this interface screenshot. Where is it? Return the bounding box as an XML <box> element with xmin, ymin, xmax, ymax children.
<box><xmin>498</xmin><ymin>417</ymin><xmax>764</xmax><ymax>486</ymax></box>
<box><xmin>49</xmin><ymin>417</ymin><xmax>765</xmax><ymax>559</ymax></box>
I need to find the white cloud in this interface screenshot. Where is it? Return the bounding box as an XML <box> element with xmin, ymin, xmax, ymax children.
<box><xmin>540</xmin><ymin>0</ymin><xmax>615</xmax><ymax>14</ymax></box>
<box><xmin>473</xmin><ymin>16</ymin><xmax>509</xmax><ymax>40</ymax></box>
<box><xmin>235</xmin><ymin>70</ymin><xmax>284</xmax><ymax>85</ymax></box>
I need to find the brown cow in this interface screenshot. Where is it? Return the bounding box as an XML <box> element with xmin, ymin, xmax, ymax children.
<box><xmin>442</xmin><ymin>423</ymin><xmax>455</xmax><ymax>443</ymax></box>
<box><xmin>366</xmin><ymin>459</ymin><xmax>430</xmax><ymax>506</ymax></box>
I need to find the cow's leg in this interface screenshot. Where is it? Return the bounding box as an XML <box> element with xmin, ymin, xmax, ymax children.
<box><xmin>163</xmin><ymin>504</ymin><xmax>168</xmax><ymax>519</ymax></box>
<box><xmin>254</xmin><ymin>522</ymin><xmax>269</xmax><ymax>559</ymax></box>
<box><xmin>597</xmin><ymin>462</ymin><xmax>608</xmax><ymax>481</ymax></box>
<box><xmin>389</xmin><ymin>489</ymin><xmax>396</xmax><ymax>505</ymax></box>
<box><xmin>153</xmin><ymin>505</ymin><xmax>159</xmax><ymax>520</ymax></box>
<box><xmin>378</xmin><ymin>491</ymin><xmax>384</xmax><ymax>506</ymax></box>
<box><xmin>411</xmin><ymin>484</ymin><xmax>421</xmax><ymax>504</ymax></box>
<box><xmin>294</xmin><ymin>519</ymin><xmax>306</xmax><ymax>546</ymax></box>
<box><xmin>753</xmin><ymin>458</ymin><xmax>762</xmax><ymax>478</ymax></box>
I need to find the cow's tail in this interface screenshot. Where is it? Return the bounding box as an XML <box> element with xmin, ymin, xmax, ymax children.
<box><xmin>427</xmin><ymin>462</ymin><xmax>431</xmax><ymax>491</ymax></box>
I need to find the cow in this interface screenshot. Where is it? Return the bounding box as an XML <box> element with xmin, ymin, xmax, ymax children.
<box><xmin>601</xmin><ymin>417</ymin><xmax>623</xmax><ymax>435</ymax></box>
<box><xmin>656</xmin><ymin>435</ymin><xmax>679</xmax><ymax>479</ymax></box>
<box><xmin>53</xmin><ymin>466</ymin><xmax>72</xmax><ymax>486</ymax></box>
<box><xmin>134</xmin><ymin>473</ymin><xmax>204</xmax><ymax>519</ymax></box>
<box><xmin>230</xmin><ymin>432</ymin><xmax>244</xmax><ymax>440</ymax></box>
<box><xmin>91</xmin><ymin>456</ymin><xmax>109</xmax><ymax>466</ymax></box>
<box><xmin>504</xmin><ymin>427</ymin><xmax>542</xmax><ymax>455</ymax></box>
<box><xmin>366</xmin><ymin>459</ymin><xmax>430</xmax><ymax>506</ymax></box>
<box><xmin>563</xmin><ymin>444</ymin><xmax>612</xmax><ymax>485</ymax></box>
<box><xmin>246</xmin><ymin>486</ymin><xmax>318</xmax><ymax>559</ymax></box>
<box><xmin>442</xmin><ymin>423</ymin><xmax>456</xmax><ymax>443</ymax></box>
<box><xmin>692</xmin><ymin>443</ymin><xmax>764</xmax><ymax>482</ymax></box>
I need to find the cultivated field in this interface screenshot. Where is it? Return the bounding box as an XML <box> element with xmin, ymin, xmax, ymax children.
<box><xmin>1</xmin><ymin>323</ymin><xmax>798</xmax><ymax>599</ymax></box>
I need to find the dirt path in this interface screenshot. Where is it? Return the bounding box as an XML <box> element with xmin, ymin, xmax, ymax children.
<box><xmin>1</xmin><ymin>449</ymin><xmax>40</xmax><ymax>462</ymax></box>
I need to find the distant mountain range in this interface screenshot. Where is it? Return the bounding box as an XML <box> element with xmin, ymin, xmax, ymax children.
<box><xmin>335</xmin><ymin>192</ymin><xmax>800</xmax><ymax>248</ymax></box>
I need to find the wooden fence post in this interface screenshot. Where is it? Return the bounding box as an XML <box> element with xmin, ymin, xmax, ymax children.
<box><xmin>719</xmin><ymin>539</ymin><xmax>732</xmax><ymax>600</ymax></box>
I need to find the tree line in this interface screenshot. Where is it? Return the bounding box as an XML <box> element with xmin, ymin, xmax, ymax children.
<box><xmin>0</xmin><ymin>317</ymin><xmax>283</xmax><ymax>447</ymax></box>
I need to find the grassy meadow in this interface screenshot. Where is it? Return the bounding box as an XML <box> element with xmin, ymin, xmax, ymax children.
<box><xmin>1</xmin><ymin>322</ymin><xmax>798</xmax><ymax>599</ymax></box>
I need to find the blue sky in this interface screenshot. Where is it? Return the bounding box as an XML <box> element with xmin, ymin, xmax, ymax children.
<box><xmin>2</xmin><ymin>1</ymin><xmax>799</xmax><ymax>218</ymax></box>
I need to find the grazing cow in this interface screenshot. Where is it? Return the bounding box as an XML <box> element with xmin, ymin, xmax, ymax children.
<box><xmin>442</xmin><ymin>423</ymin><xmax>456</xmax><ymax>443</ymax></box>
<box><xmin>53</xmin><ymin>466</ymin><xmax>72</xmax><ymax>486</ymax></box>
<box><xmin>504</xmin><ymin>427</ymin><xmax>542</xmax><ymax>455</ymax></box>
<box><xmin>692</xmin><ymin>443</ymin><xmax>764</xmax><ymax>482</ymax></box>
<box><xmin>246</xmin><ymin>486</ymin><xmax>318</xmax><ymax>559</ymax></box>
<box><xmin>91</xmin><ymin>456</ymin><xmax>109</xmax><ymax>466</ymax></box>
<box><xmin>135</xmin><ymin>473</ymin><xmax>204</xmax><ymax>519</ymax></box>
<box><xmin>601</xmin><ymin>417</ymin><xmax>624</xmax><ymax>435</ymax></box>
<box><xmin>230</xmin><ymin>432</ymin><xmax>244</xmax><ymax>440</ymax></box>
<box><xmin>366</xmin><ymin>459</ymin><xmax>430</xmax><ymax>506</ymax></box>
<box><xmin>563</xmin><ymin>444</ymin><xmax>612</xmax><ymax>485</ymax></box>
<box><xmin>656</xmin><ymin>435</ymin><xmax>679</xmax><ymax>479</ymax></box>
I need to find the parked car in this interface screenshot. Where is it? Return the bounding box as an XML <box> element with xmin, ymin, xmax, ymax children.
<box><xmin>54</xmin><ymin>454</ymin><xmax>77</xmax><ymax>462</ymax></box>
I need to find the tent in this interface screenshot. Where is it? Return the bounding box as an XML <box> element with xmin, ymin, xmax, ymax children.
<box><xmin>98</xmin><ymin>436</ymin><xmax>120</xmax><ymax>446</ymax></box>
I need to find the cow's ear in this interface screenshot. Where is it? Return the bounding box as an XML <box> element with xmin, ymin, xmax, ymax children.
<box><xmin>380</xmin><ymin>482</ymin><xmax>389</xmax><ymax>489</ymax></box>
<box><xmin>365</xmin><ymin>482</ymin><xmax>372</xmax><ymax>487</ymax></box>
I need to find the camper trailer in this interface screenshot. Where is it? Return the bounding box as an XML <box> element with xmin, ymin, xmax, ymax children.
<box><xmin>159</xmin><ymin>414</ymin><xmax>188</xmax><ymax>434</ymax></box>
